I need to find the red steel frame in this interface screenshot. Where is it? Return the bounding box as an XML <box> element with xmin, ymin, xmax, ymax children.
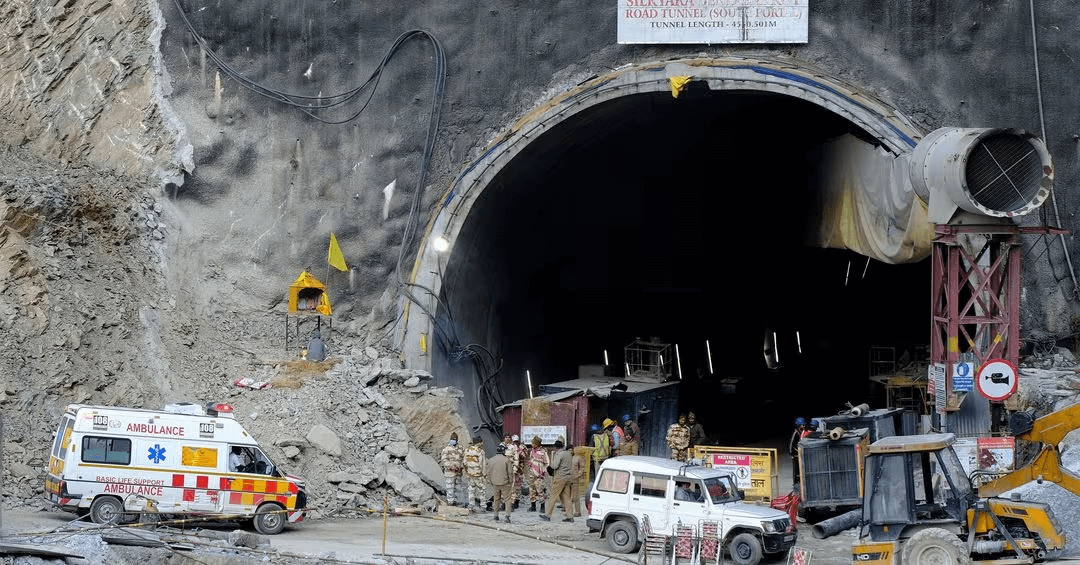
<box><xmin>930</xmin><ymin>224</ymin><xmax>1066</xmax><ymax>411</ymax></box>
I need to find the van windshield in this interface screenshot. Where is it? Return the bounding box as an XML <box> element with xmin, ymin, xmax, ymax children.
<box><xmin>703</xmin><ymin>475</ymin><xmax>738</xmax><ymax>504</ymax></box>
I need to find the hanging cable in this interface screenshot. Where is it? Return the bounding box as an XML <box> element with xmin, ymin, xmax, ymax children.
<box><xmin>1028</xmin><ymin>0</ymin><xmax>1080</xmax><ymax>300</ymax></box>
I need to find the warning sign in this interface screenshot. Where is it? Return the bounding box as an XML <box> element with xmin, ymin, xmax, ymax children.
<box><xmin>710</xmin><ymin>453</ymin><xmax>752</xmax><ymax>489</ymax></box>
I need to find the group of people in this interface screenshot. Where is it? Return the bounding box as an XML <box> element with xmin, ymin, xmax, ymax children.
<box><xmin>438</xmin><ymin>432</ymin><xmax>587</xmax><ymax>523</ymax></box>
<box><xmin>588</xmin><ymin>414</ymin><xmax>642</xmax><ymax>473</ymax></box>
<box><xmin>665</xmin><ymin>412</ymin><xmax>706</xmax><ymax>461</ymax></box>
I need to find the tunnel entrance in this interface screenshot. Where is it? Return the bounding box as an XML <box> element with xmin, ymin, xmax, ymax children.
<box><xmin>404</xmin><ymin>60</ymin><xmax>929</xmax><ymax>441</ymax></box>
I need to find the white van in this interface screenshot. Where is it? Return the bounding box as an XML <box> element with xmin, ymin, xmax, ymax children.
<box><xmin>45</xmin><ymin>402</ymin><xmax>307</xmax><ymax>534</ymax></box>
<box><xmin>586</xmin><ymin>456</ymin><xmax>795</xmax><ymax>565</ymax></box>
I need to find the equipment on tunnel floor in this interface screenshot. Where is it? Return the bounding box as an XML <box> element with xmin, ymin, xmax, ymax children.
<box><xmin>852</xmin><ymin>431</ymin><xmax>1068</xmax><ymax>564</ymax></box>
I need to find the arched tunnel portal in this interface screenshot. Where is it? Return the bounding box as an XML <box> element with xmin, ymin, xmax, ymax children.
<box><xmin>402</xmin><ymin>59</ymin><xmax>931</xmax><ymax>442</ymax></box>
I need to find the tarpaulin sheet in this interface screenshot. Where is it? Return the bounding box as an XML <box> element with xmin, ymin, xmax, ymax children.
<box><xmin>809</xmin><ymin>134</ymin><xmax>933</xmax><ymax>265</ymax></box>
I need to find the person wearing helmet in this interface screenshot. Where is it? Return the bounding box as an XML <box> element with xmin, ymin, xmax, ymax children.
<box><xmin>605</xmin><ymin>417</ymin><xmax>625</xmax><ymax>454</ymax></box>
<box><xmin>619</xmin><ymin>414</ymin><xmax>640</xmax><ymax>456</ymax></box>
<box><xmin>789</xmin><ymin>418</ymin><xmax>808</xmax><ymax>488</ymax></box>
<box><xmin>439</xmin><ymin>432</ymin><xmax>464</xmax><ymax>507</ymax></box>
<box><xmin>590</xmin><ymin>423</ymin><xmax>611</xmax><ymax>475</ymax></box>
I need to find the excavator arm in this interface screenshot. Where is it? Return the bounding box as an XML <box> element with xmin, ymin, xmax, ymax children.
<box><xmin>978</xmin><ymin>402</ymin><xmax>1080</xmax><ymax>498</ymax></box>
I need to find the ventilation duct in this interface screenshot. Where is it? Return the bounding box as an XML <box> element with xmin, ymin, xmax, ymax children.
<box><xmin>909</xmin><ymin>127</ymin><xmax>1053</xmax><ymax>224</ymax></box>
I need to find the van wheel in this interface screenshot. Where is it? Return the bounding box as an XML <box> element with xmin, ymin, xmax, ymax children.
<box><xmin>729</xmin><ymin>532</ymin><xmax>763</xmax><ymax>565</ymax></box>
<box><xmin>89</xmin><ymin>496</ymin><xmax>124</xmax><ymax>525</ymax></box>
<box><xmin>605</xmin><ymin>520</ymin><xmax>639</xmax><ymax>553</ymax></box>
<box><xmin>253</xmin><ymin>503</ymin><xmax>286</xmax><ymax>535</ymax></box>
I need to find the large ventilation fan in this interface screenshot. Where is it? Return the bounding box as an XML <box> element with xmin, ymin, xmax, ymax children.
<box><xmin>909</xmin><ymin>127</ymin><xmax>1053</xmax><ymax>224</ymax></box>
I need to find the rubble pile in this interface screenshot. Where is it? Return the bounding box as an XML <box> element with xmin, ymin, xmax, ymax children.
<box><xmin>0</xmin><ymin>143</ymin><xmax>471</xmax><ymax>518</ymax></box>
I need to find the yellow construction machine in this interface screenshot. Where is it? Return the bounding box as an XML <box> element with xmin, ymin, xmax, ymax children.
<box><xmin>850</xmin><ymin>403</ymin><xmax>1080</xmax><ymax>564</ymax></box>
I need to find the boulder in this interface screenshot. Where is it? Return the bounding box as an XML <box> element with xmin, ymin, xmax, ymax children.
<box><xmin>306</xmin><ymin>424</ymin><xmax>342</xmax><ymax>457</ymax></box>
<box><xmin>405</xmin><ymin>445</ymin><xmax>444</xmax><ymax>489</ymax></box>
<box><xmin>384</xmin><ymin>463</ymin><xmax>434</xmax><ymax>503</ymax></box>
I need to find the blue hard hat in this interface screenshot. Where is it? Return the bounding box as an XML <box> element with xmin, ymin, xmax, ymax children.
<box><xmin>794</xmin><ymin>417</ymin><xmax>807</xmax><ymax>426</ymax></box>
<box><xmin>622</xmin><ymin>414</ymin><xmax>631</xmax><ymax>423</ymax></box>
<box><xmin>810</xmin><ymin>419</ymin><xmax>820</xmax><ymax>428</ymax></box>
<box><xmin>590</xmin><ymin>423</ymin><xmax>601</xmax><ymax>432</ymax></box>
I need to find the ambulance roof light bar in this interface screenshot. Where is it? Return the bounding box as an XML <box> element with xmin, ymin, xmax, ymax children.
<box><xmin>205</xmin><ymin>402</ymin><xmax>235</xmax><ymax>418</ymax></box>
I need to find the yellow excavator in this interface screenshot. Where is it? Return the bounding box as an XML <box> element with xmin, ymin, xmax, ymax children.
<box><xmin>850</xmin><ymin>403</ymin><xmax>1080</xmax><ymax>564</ymax></box>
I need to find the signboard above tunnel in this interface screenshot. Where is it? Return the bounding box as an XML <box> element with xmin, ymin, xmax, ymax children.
<box><xmin>618</xmin><ymin>0</ymin><xmax>808</xmax><ymax>44</ymax></box>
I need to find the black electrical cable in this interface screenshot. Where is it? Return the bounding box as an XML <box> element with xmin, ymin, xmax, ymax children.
<box><xmin>173</xmin><ymin>2</ymin><xmax>505</xmax><ymax>429</ymax></box>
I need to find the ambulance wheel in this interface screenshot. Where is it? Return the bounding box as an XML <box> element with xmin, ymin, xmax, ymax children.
<box><xmin>89</xmin><ymin>496</ymin><xmax>124</xmax><ymax>525</ymax></box>
<box><xmin>253</xmin><ymin>503</ymin><xmax>286</xmax><ymax>535</ymax></box>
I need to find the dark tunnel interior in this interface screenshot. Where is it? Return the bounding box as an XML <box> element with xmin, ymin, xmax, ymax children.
<box><xmin>434</xmin><ymin>86</ymin><xmax>928</xmax><ymax>442</ymax></box>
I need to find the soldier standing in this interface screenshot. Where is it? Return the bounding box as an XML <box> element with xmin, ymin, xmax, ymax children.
<box><xmin>538</xmin><ymin>437</ymin><xmax>574</xmax><ymax>523</ymax></box>
<box><xmin>525</xmin><ymin>436</ymin><xmax>550</xmax><ymax>513</ymax></box>
<box><xmin>438</xmin><ymin>432</ymin><xmax>464</xmax><ymax>506</ymax></box>
<box><xmin>666</xmin><ymin>414</ymin><xmax>691</xmax><ymax>461</ymax></box>
<box><xmin>688</xmin><ymin>412</ymin><xmax>707</xmax><ymax>448</ymax></box>
<box><xmin>463</xmin><ymin>436</ymin><xmax>488</xmax><ymax>511</ymax></box>
<box><xmin>505</xmin><ymin>434</ymin><xmax>525</xmax><ymax>509</ymax></box>
<box><xmin>487</xmin><ymin>444</ymin><xmax>514</xmax><ymax>523</ymax></box>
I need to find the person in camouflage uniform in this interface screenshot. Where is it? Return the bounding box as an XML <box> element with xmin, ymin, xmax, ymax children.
<box><xmin>439</xmin><ymin>432</ymin><xmax>464</xmax><ymax>506</ymax></box>
<box><xmin>463</xmin><ymin>436</ymin><xmax>488</xmax><ymax>511</ymax></box>
<box><xmin>504</xmin><ymin>434</ymin><xmax>525</xmax><ymax>508</ymax></box>
<box><xmin>525</xmin><ymin>436</ymin><xmax>550</xmax><ymax>512</ymax></box>
<box><xmin>666</xmin><ymin>414</ymin><xmax>691</xmax><ymax>461</ymax></box>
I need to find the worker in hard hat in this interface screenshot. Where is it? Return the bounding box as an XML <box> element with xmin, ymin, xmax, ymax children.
<box><xmin>604</xmin><ymin>417</ymin><xmax>625</xmax><ymax>455</ymax></box>
<box><xmin>590</xmin><ymin>423</ymin><xmax>611</xmax><ymax>474</ymax></box>
<box><xmin>619</xmin><ymin>414</ymin><xmax>640</xmax><ymax>456</ymax></box>
<box><xmin>789</xmin><ymin>417</ymin><xmax>811</xmax><ymax>488</ymax></box>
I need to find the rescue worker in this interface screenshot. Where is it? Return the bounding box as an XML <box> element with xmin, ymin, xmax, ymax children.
<box><xmin>487</xmin><ymin>444</ymin><xmax>514</xmax><ymax>523</ymax></box>
<box><xmin>525</xmin><ymin>436</ymin><xmax>549</xmax><ymax>512</ymax></box>
<box><xmin>591</xmin><ymin>423</ymin><xmax>611</xmax><ymax>474</ymax></box>
<box><xmin>505</xmin><ymin>434</ymin><xmax>525</xmax><ymax>509</ymax></box>
<box><xmin>666</xmin><ymin>414</ymin><xmax>691</xmax><ymax>461</ymax></box>
<box><xmin>620</xmin><ymin>414</ymin><xmax>641</xmax><ymax>456</ymax></box>
<box><xmin>539</xmin><ymin>436</ymin><xmax>574</xmax><ymax>522</ymax></box>
<box><xmin>570</xmin><ymin>443</ymin><xmax>587</xmax><ymax>517</ymax></box>
<box><xmin>439</xmin><ymin>432</ymin><xmax>464</xmax><ymax>506</ymax></box>
<box><xmin>229</xmin><ymin>446</ymin><xmax>250</xmax><ymax>472</ymax></box>
<box><xmin>606</xmin><ymin>418</ymin><xmax>625</xmax><ymax>454</ymax></box>
<box><xmin>789</xmin><ymin>417</ymin><xmax>808</xmax><ymax>487</ymax></box>
<box><xmin>463</xmin><ymin>435</ymin><xmax>488</xmax><ymax>511</ymax></box>
<box><xmin>688</xmin><ymin>412</ymin><xmax>707</xmax><ymax>448</ymax></box>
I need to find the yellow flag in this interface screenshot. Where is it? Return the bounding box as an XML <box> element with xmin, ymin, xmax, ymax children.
<box><xmin>669</xmin><ymin>76</ymin><xmax>692</xmax><ymax>99</ymax></box>
<box><xmin>328</xmin><ymin>232</ymin><xmax>348</xmax><ymax>272</ymax></box>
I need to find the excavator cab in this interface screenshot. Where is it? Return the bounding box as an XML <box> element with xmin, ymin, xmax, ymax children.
<box><xmin>859</xmin><ymin>433</ymin><xmax>976</xmax><ymax>542</ymax></box>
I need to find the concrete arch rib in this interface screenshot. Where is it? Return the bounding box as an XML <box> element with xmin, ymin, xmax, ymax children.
<box><xmin>398</xmin><ymin>57</ymin><xmax>922</xmax><ymax>369</ymax></box>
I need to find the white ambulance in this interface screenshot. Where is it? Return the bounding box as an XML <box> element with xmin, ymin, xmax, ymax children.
<box><xmin>45</xmin><ymin>402</ymin><xmax>307</xmax><ymax>534</ymax></box>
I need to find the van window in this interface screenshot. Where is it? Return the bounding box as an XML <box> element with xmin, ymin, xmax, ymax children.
<box><xmin>634</xmin><ymin>473</ymin><xmax>668</xmax><ymax>498</ymax></box>
<box><xmin>52</xmin><ymin>418</ymin><xmax>74</xmax><ymax>458</ymax></box>
<box><xmin>597</xmin><ymin>469</ymin><xmax>630</xmax><ymax>493</ymax></box>
<box><xmin>81</xmin><ymin>436</ymin><xmax>132</xmax><ymax>465</ymax></box>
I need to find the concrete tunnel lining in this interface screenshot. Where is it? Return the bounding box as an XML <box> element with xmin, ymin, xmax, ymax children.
<box><xmin>398</xmin><ymin>58</ymin><xmax>930</xmax><ymax>436</ymax></box>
